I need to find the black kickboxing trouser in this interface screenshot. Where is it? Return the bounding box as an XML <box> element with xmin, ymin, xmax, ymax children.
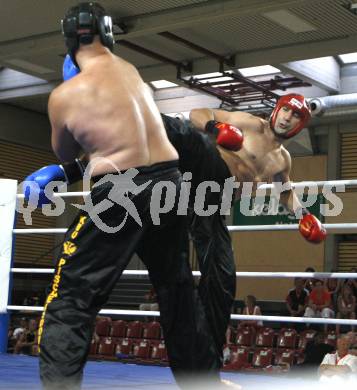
<box><xmin>38</xmin><ymin>161</ymin><xmax>200</xmax><ymax>390</ymax></box>
<box><xmin>162</xmin><ymin>114</ymin><xmax>237</xmax><ymax>372</ymax></box>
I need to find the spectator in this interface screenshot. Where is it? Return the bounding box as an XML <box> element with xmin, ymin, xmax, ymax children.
<box><xmin>303</xmin><ymin>333</ymin><xmax>335</xmax><ymax>368</ymax></box>
<box><xmin>304</xmin><ymin>279</ymin><xmax>334</xmax><ymax>331</ymax></box>
<box><xmin>286</xmin><ymin>277</ymin><xmax>309</xmax><ymax>317</ymax></box>
<box><xmin>336</xmin><ymin>284</ymin><xmax>356</xmax><ymax>334</ymax></box>
<box><xmin>303</xmin><ymin>267</ymin><xmax>316</xmax><ymax>293</ymax></box>
<box><xmin>225</xmin><ymin>325</ymin><xmax>233</xmax><ymax>345</ymax></box>
<box><xmin>319</xmin><ymin>334</ymin><xmax>357</xmax><ymax>382</ymax></box>
<box><xmin>289</xmin><ymin>333</ymin><xmax>334</xmax><ymax>378</ymax></box>
<box><xmin>13</xmin><ymin>318</ymin><xmax>38</xmax><ymax>355</ymax></box>
<box><xmin>347</xmin><ymin>332</ymin><xmax>357</xmax><ymax>356</ymax></box>
<box><xmin>324</xmin><ymin>270</ymin><xmax>341</xmax><ymax>308</ymax></box>
<box><xmin>344</xmin><ymin>267</ymin><xmax>357</xmax><ymax>300</ymax></box>
<box><xmin>12</xmin><ymin>318</ymin><xmax>28</xmax><ymax>341</ymax></box>
<box><xmin>139</xmin><ymin>287</ymin><xmax>159</xmax><ymax>312</ymax></box>
<box><xmin>239</xmin><ymin>295</ymin><xmax>263</xmax><ymax>328</ymax></box>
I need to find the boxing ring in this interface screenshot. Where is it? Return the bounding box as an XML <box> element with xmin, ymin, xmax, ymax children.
<box><xmin>1</xmin><ymin>178</ymin><xmax>357</xmax><ymax>389</ymax></box>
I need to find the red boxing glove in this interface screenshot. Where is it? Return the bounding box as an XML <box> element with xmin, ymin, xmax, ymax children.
<box><xmin>299</xmin><ymin>213</ymin><xmax>327</xmax><ymax>244</ymax></box>
<box><xmin>205</xmin><ymin>121</ymin><xmax>243</xmax><ymax>151</ymax></box>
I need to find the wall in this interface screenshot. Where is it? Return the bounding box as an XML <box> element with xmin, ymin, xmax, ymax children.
<box><xmin>0</xmin><ymin>104</ymin><xmax>51</xmax><ymax>150</ymax></box>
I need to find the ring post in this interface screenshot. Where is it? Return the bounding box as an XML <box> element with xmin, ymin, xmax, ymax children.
<box><xmin>0</xmin><ymin>179</ymin><xmax>18</xmax><ymax>353</ymax></box>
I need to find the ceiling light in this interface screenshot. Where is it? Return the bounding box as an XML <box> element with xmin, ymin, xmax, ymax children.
<box><xmin>262</xmin><ymin>10</ymin><xmax>317</xmax><ymax>33</ymax></box>
<box><xmin>338</xmin><ymin>52</ymin><xmax>357</xmax><ymax>64</ymax></box>
<box><xmin>151</xmin><ymin>80</ymin><xmax>178</xmax><ymax>89</ymax></box>
<box><xmin>238</xmin><ymin>65</ymin><xmax>281</xmax><ymax>77</ymax></box>
<box><xmin>194</xmin><ymin>72</ymin><xmax>223</xmax><ymax>79</ymax></box>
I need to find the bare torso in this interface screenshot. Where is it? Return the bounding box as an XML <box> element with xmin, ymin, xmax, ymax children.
<box><xmin>50</xmin><ymin>52</ymin><xmax>178</xmax><ymax>175</ymax></box>
<box><xmin>217</xmin><ymin>117</ymin><xmax>289</xmax><ymax>199</ymax></box>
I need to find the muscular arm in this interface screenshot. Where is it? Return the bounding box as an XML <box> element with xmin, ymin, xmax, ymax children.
<box><xmin>273</xmin><ymin>148</ymin><xmax>305</xmax><ymax>216</ymax></box>
<box><xmin>189</xmin><ymin>108</ymin><xmax>259</xmax><ymax>131</ymax></box>
<box><xmin>48</xmin><ymin>89</ymin><xmax>81</xmax><ymax>163</ymax></box>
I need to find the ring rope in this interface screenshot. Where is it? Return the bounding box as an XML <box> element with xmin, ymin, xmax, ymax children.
<box><xmin>15</xmin><ymin>178</ymin><xmax>357</xmax><ymax>201</ymax></box>
<box><xmin>12</xmin><ymin>223</ymin><xmax>357</xmax><ymax>235</ymax></box>
<box><xmin>10</xmin><ymin>269</ymin><xmax>357</xmax><ymax>279</ymax></box>
<box><xmin>6</xmin><ymin>305</ymin><xmax>357</xmax><ymax>326</ymax></box>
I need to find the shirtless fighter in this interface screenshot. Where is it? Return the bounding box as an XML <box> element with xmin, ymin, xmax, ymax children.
<box><xmin>189</xmin><ymin>93</ymin><xmax>327</xmax><ymax>243</ymax></box>
<box><xmin>24</xmin><ymin>3</ymin><xmax>204</xmax><ymax>389</ymax></box>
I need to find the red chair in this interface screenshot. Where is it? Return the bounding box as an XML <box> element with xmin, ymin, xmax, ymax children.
<box><xmin>126</xmin><ymin>321</ymin><xmax>143</xmax><ymax>338</ymax></box>
<box><xmin>223</xmin><ymin>346</ymin><xmax>250</xmax><ymax>371</ymax></box>
<box><xmin>236</xmin><ymin>326</ymin><xmax>255</xmax><ymax>347</ymax></box>
<box><xmin>298</xmin><ymin>329</ymin><xmax>317</xmax><ymax>350</ymax></box>
<box><xmin>95</xmin><ymin>318</ymin><xmax>111</xmax><ymax>337</ymax></box>
<box><xmin>133</xmin><ymin>339</ymin><xmax>151</xmax><ymax>360</ymax></box>
<box><xmin>115</xmin><ymin>338</ymin><xmax>134</xmax><ymax>358</ymax></box>
<box><xmin>89</xmin><ymin>338</ymin><xmax>98</xmax><ymax>355</ymax></box>
<box><xmin>324</xmin><ymin>330</ymin><xmax>337</xmax><ymax>348</ymax></box>
<box><xmin>274</xmin><ymin>349</ymin><xmax>295</xmax><ymax>367</ymax></box>
<box><xmin>110</xmin><ymin>320</ymin><xmax>127</xmax><ymax>338</ymax></box>
<box><xmin>276</xmin><ymin>328</ymin><xmax>297</xmax><ymax>349</ymax></box>
<box><xmin>97</xmin><ymin>337</ymin><xmax>115</xmax><ymax>356</ymax></box>
<box><xmin>255</xmin><ymin>327</ymin><xmax>275</xmax><ymax>348</ymax></box>
<box><xmin>143</xmin><ymin>321</ymin><xmax>161</xmax><ymax>339</ymax></box>
<box><xmin>251</xmin><ymin>348</ymin><xmax>273</xmax><ymax>369</ymax></box>
<box><xmin>150</xmin><ymin>341</ymin><xmax>168</xmax><ymax>361</ymax></box>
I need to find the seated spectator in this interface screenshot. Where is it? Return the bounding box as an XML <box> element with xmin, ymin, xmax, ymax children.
<box><xmin>303</xmin><ymin>267</ymin><xmax>316</xmax><ymax>293</ymax></box>
<box><xmin>347</xmin><ymin>332</ymin><xmax>357</xmax><ymax>356</ymax></box>
<box><xmin>302</xmin><ymin>333</ymin><xmax>335</xmax><ymax>368</ymax></box>
<box><xmin>286</xmin><ymin>277</ymin><xmax>309</xmax><ymax>317</ymax></box>
<box><xmin>336</xmin><ymin>284</ymin><xmax>356</xmax><ymax>334</ymax></box>
<box><xmin>239</xmin><ymin>295</ymin><xmax>263</xmax><ymax>328</ymax></box>
<box><xmin>344</xmin><ymin>267</ymin><xmax>357</xmax><ymax>300</ymax></box>
<box><xmin>304</xmin><ymin>279</ymin><xmax>334</xmax><ymax>331</ymax></box>
<box><xmin>319</xmin><ymin>334</ymin><xmax>357</xmax><ymax>382</ymax></box>
<box><xmin>324</xmin><ymin>270</ymin><xmax>341</xmax><ymax>308</ymax></box>
<box><xmin>225</xmin><ymin>325</ymin><xmax>233</xmax><ymax>345</ymax></box>
<box><xmin>12</xmin><ymin>318</ymin><xmax>28</xmax><ymax>341</ymax></box>
<box><xmin>23</xmin><ymin>295</ymin><xmax>40</xmax><ymax>306</ymax></box>
<box><xmin>13</xmin><ymin>318</ymin><xmax>38</xmax><ymax>355</ymax></box>
<box><xmin>222</xmin><ymin>345</ymin><xmax>231</xmax><ymax>365</ymax></box>
<box><xmin>139</xmin><ymin>287</ymin><xmax>158</xmax><ymax>311</ymax></box>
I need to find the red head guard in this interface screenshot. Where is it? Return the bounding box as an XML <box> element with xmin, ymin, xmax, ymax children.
<box><xmin>270</xmin><ymin>93</ymin><xmax>311</xmax><ymax>139</ymax></box>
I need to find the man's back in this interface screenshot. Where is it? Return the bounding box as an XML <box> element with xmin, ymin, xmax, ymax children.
<box><xmin>50</xmin><ymin>47</ymin><xmax>177</xmax><ymax>174</ymax></box>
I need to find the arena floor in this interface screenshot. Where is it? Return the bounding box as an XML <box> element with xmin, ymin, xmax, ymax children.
<box><xmin>1</xmin><ymin>354</ymin><xmax>354</xmax><ymax>390</ymax></box>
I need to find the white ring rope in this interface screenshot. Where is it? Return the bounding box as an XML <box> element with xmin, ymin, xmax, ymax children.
<box><xmin>10</xmin><ymin>269</ymin><xmax>357</xmax><ymax>279</ymax></box>
<box><xmin>13</xmin><ymin>228</ymin><xmax>67</xmax><ymax>234</ymax></box>
<box><xmin>15</xmin><ymin>178</ymin><xmax>357</xmax><ymax>201</ymax></box>
<box><xmin>6</xmin><ymin>305</ymin><xmax>357</xmax><ymax>326</ymax></box>
<box><xmin>258</xmin><ymin>179</ymin><xmax>357</xmax><ymax>189</ymax></box>
<box><xmin>12</xmin><ymin>223</ymin><xmax>357</xmax><ymax>235</ymax></box>
<box><xmin>17</xmin><ymin>191</ymin><xmax>90</xmax><ymax>199</ymax></box>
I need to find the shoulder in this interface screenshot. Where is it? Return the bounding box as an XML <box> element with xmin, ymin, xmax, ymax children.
<box><xmin>49</xmin><ymin>82</ymin><xmax>77</xmax><ymax>111</ymax></box>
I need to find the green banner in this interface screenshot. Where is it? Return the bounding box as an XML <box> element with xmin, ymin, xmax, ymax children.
<box><xmin>233</xmin><ymin>194</ymin><xmax>324</xmax><ymax>225</ymax></box>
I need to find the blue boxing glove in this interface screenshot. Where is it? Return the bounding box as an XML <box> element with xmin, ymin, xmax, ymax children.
<box><xmin>24</xmin><ymin>165</ymin><xmax>66</xmax><ymax>207</ymax></box>
<box><xmin>63</xmin><ymin>54</ymin><xmax>80</xmax><ymax>81</ymax></box>
<box><xmin>23</xmin><ymin>159</ymin><xmax>86</xmax><ymax>207</ymax></box>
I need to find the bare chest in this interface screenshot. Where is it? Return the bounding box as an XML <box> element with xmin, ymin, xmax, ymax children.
<box><xmin>230</xmin><ymin>133</ymin><xmax>285</xmax><ymax>182</ymax></box>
